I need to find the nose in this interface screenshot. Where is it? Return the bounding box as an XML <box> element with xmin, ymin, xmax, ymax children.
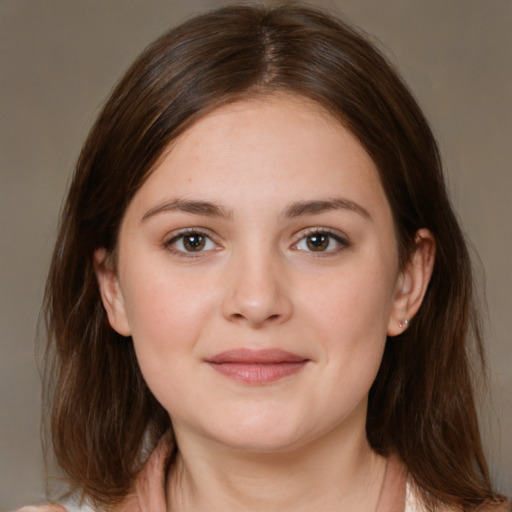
<box><xmin>221</xmin><ymin>248</ymin><xmax>293</xmax><ymax>327</ymax></box>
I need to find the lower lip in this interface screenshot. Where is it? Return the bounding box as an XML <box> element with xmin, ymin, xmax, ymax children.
<box><xmin>207</xmin><ymin>361</ymin><xmax>307</xmax><ymax>384</ymax></box>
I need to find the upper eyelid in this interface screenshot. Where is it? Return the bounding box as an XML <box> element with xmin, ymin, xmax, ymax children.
<box><xmin>161</xmin><ymin>226</ymin><xmax>349</xmax><ymax>249</ymax></box>
<box><xmin>163</xmin><ymin>228</ymin><xmax>222</xmax><ymax>253</ymax></box>
<box><xmin>165</xmin><ymin>227</ymin><xmax>218</xmax><ymax>242</ymax></box>
<box><xmin>292</xmin><ymin>226</ymin><xmax>348</xmax><ymax>241</ymax></box>
<box><xmin>163</xmin><ymin>229</ymin><xmax>221</xmax><ymax>260</ymax></box>
<box><xmin>291</xmin><ymin>227</ymin><xmax>350</xmax><ymax>253</ymax></box>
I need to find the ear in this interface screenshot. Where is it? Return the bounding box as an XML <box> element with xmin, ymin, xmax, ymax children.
<box><xmin>387</xmin><ymin>229</ymin><xmax>435</xmax><ymax>337</ymax></box>
<box><xmin>93</xmin><ymin>248</ymin><xmax>131</xmax><ymax>336</ymax></box>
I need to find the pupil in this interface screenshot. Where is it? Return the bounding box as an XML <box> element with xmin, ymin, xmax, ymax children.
<box><xmin>307</xmin><ymin>234</ymin><xmax>328</xmax><ymax>251</ymax></box>
<box><xmin>184</xmin><ymin>234</ymin><xmax>205</xmax><ymax>251</ymax></box>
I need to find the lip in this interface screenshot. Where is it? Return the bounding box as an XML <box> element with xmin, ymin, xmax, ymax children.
<box><xmin>206</xmin><ymin>349</ymin><xmax>309</xmax><ymax>385</ymax></box>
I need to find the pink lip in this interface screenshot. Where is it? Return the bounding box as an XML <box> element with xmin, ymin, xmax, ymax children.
<box><xmin>206</xmin><ymin>349</ymin><xmax>309</xmax><ymax>385</ymax></box>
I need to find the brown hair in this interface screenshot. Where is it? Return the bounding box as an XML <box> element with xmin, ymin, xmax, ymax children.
<box><xmin>43</xmin><ymin>4</ymin><xmax>507</xmax><ymax>510</ymax></box>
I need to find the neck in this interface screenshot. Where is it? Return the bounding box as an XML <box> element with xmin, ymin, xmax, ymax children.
<box><xmin>166</xmin><ymin>404</ymin><xmax>386</xmax><ymax>512</ymax></box>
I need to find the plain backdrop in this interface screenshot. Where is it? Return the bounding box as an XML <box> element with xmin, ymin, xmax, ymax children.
<box><xmin>1</xmin><ymin>0</ymin><xmax>511</xmax><ymax>509</ymax></box>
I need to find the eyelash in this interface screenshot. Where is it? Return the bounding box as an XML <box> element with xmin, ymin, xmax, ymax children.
<box><xmin>163</xmin><ymin>228</ymin><xmax>220</xmax><ymax>258</ymax></box>
<box><xmin>163</xmin><ymin>227</ymin><xmax>350</xmax><ymax>258</ymax></box>
<box><xmin>292</xmin><ymin>228</ymin><xmax>349</xmax><ymax>256</ymax></box>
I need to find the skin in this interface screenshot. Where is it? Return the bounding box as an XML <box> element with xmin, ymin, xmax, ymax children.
<box><xmin>95</xmin><ymin>95</ymin><xmax>435</xmax><ymax>511</ymax></box>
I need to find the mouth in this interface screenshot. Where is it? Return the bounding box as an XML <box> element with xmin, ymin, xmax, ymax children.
<box><xmin>205</xmin><ymin>348</ymin><xmax>310</xmax><ymax>385</ymax></box>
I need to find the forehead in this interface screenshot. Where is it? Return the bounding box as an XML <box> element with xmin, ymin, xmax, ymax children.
<box><xmin>126</xmin><ymin>94</ymin><xmax>391</xmax><ymax>222</ymax></box>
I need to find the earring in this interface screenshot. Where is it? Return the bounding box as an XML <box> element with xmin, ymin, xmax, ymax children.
<box><xmin>399</xmin><ymin>318</ymin><xmax>409</xmax><ymax>329</ymax></box>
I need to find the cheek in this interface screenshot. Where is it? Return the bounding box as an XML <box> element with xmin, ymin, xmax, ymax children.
<box><xmin>311</xmin><ymin>298</ymin><xmax>389</xmax><ymax>413</ymax></box>
<box><xmin>301</xmin><ymin>256</ymin><xmax>396</xmax><ymax>344</ymax></box>
<box><xmin>120</xmin><ymin>265</ymin><xmax>219</xmax><ymax>380</ymax></box>
<box><xmin>297</xmin><ymin>254</ymin><xmax>396</xmax><ymax>396</ymax></box>
<box><xmin>124</xmin><ymin>260</ymin><xmax>212</xmax><ymax>330</ymax></box>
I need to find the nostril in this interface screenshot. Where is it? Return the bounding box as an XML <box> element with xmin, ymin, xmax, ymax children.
<box><xmin>228</xmin><ymin>311</ymin><xmax>282</xmax><ymax>325</ymax></box>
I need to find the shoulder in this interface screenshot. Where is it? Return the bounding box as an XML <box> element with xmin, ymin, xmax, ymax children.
<box><xmin>15</xmin><ymin>507</ymin><xmax>67</xmax><ymax>512</ymax></box>
<box><xmin>405</xmin><ymin>482</ymin><xmax>511</xmax><ymax>512</ymax></box>
<box><xmin>15</xmin><ymin>503</ymin><xmax>95</xmax><ymax>512</ymax></box>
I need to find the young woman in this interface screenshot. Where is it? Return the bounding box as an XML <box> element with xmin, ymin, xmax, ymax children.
<box><xmin>22</xmin><ymin>4</ymin><xmax>509</xmax><ymax>512</ymax></box>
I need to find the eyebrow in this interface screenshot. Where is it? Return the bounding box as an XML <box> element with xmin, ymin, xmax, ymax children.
<box><xmin>284</xmin><ymin>198</ymin><xmax>371</xmax><ymax>220</ymax></box>
<box><xmin>141</xmin><ymin>196</ymin><xmax>371</xmax><ymax>223</ymax></box>
<box><xmin>141</xmin><ymin>198</ymin><xmax>232</xmax><ymax>222</ymax></box>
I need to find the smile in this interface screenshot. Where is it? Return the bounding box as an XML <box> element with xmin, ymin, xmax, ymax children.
<box><xmin>206</xmin><ymin>348</ymin><xmax>310</xmax><ymax>385</ymax></box>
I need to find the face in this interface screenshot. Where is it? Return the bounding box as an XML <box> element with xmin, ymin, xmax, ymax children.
<box><xmin>96</xmin><ymin>95</ymin><xmax>429</xmax><ymax>453</ymax></box>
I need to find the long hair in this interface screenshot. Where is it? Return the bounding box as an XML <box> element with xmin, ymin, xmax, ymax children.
<box><xmin>44</xmin><ymin>4</ymin><xmax>506</xmax><ymax>510</ymax></box>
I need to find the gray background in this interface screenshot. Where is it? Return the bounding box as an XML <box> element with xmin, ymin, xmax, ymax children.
<box><xmin>1</xmin><ymin>0</ymin><xmax>510</xmax><ymax>509</ymax></box>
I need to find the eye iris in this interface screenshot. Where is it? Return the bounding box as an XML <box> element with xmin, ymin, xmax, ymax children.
<box><xmin>306</xmin><ymin>233</ymin><xmax>329</xmax><ymax>251</ymax></box>
<box><xmin>183</xmin><ymin>234</ymin><xmax>205</xmax><ymax>251</ymax></box>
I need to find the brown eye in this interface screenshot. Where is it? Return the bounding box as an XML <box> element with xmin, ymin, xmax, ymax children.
<box><xmin>306</xmin><ymin>233</ymin><xmax>329</xmax><ymax>251</ymax></box>
<box><xmin>167</xmin><ymin>231</ymin><xmax>217</xmax><ymax>254</ymax></box>
<box><xmin>183</xmin><ymin>234</ymin><xmax>206</xmax><ymax>251</ymax></box>
<box><xmin>294</xmin><ymin>230</ymin><xmax>348</xmax><ymax>254</ymax></box>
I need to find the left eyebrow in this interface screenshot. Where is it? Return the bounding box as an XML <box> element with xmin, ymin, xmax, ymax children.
<box><xmin>283</xmin><ymin>198</ymin><xmax>371</xmax><ymax>220</ymax></box>
<box><xmin>141</xmin><ymin>198</ymin><xmax>233</xmax><ymax>223</ymax></box>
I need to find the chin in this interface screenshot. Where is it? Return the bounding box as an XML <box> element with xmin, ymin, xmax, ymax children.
<box><xmin>201</xmin><ymin>412</ymin><xmax>315</xmax><ymax>454</ymax></box>
<box><xmin>217</xmin><ymin>432</ymin><xmax>305</xmax><ymax>454</ymax></box>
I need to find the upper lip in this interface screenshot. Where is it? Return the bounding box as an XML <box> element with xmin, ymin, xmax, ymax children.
<box><xmin>206</xmin><ymin>348</ymin><xmax>308</xmax><ymax>364</ymax></box>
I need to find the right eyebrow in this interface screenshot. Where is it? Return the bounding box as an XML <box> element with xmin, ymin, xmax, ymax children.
<box><xmin>141</xmin><ymin>198</ymin><xmax>233</xmax><ymax>223</ymax></box>
<box><xmin>283</xmin><ymin>198</ymin><xmax>371</xmax><ymax>220</ymax></box>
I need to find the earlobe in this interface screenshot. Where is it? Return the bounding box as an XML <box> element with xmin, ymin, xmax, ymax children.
<box><xmin>93</xmin><ymin>248</ymin><xmax>131</xmax><ymax>336</ymax></box>
<box><xmin>387</xmin><ymin>229</ymin><xmax>435</xmax><ymax>337</ymax></box>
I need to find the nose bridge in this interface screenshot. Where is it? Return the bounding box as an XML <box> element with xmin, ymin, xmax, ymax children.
<box><xmin>222</xmin><ymin>237</ymin><xmax>292</xmax><ymax>326</ymax></box>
